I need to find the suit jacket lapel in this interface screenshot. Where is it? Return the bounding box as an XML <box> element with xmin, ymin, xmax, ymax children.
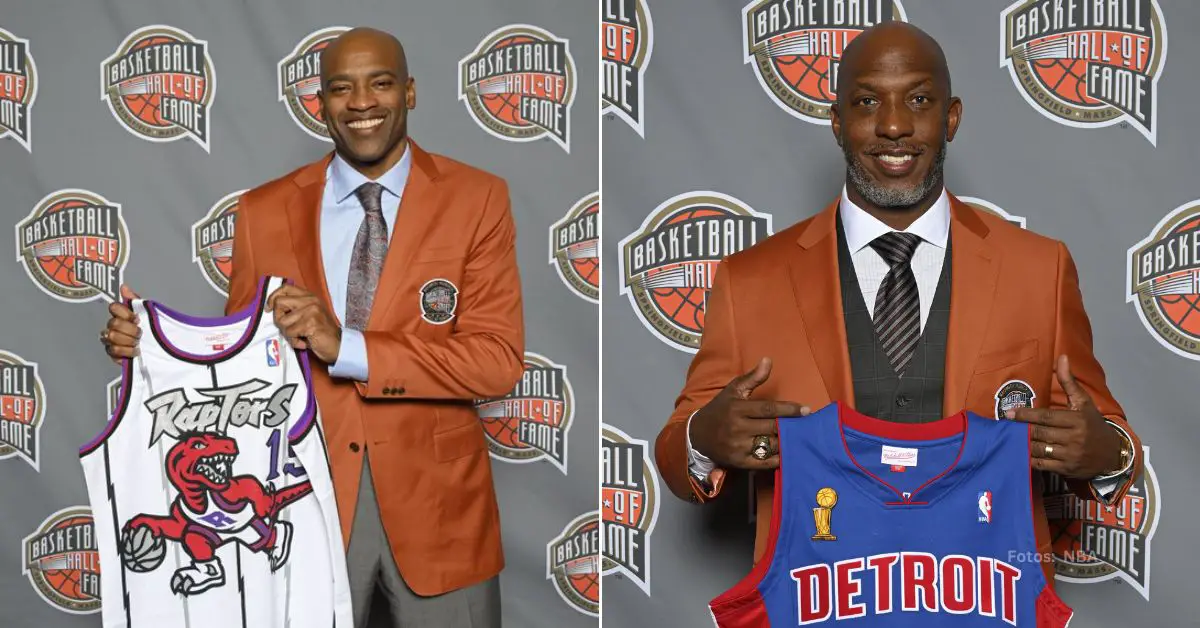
<box><xmin>365</xmin><ymin>140</ymin><xmax>442</xmax><ymax>329</ymax></box>
<box><xmin>790</xmin><ymin>199</ymin><xmax>855</xmax><ymax>407</ymax></box>
<box><xmin>286</xmin><ymin>154</ymin><xmax>336</xmax><ymax>315</ymax></box>
<box><xmin>942</xmin><ymin>194</ymin><xmax>1000</xmax><ymax>417</ymax></box>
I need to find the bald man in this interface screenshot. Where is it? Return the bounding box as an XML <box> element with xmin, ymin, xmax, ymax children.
<box><xmin>101</xmin><ymin>27</ymin><xmax>523</xmax><ymax>627</ymax></box>
<box><xmin>656</xmin><ymin>21</ymin><xmax>1141</xmax><ymax>588</ymax></box>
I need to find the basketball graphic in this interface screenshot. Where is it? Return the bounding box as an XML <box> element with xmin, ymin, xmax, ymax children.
<box><xmin>475</xmin><ymin>352</ymin><xmax>574</xmax><ymax>474</ymax></box>
<box><xmin>458</xmin><ymin>24</ymin><xmax>576</xmax><ymax>152</ymax></box>
<box><xmin>22</xmin><ymin>506</ymin><xmax>101</xmax><ymax>614</ymax></box>
<box><xmin>959</xmin><ymin>196</ymin><xmax>1028</xmax><ymax>229</ymax></box>
<box><xmin>1043</xmin><ymin>449</ymin><xmax>1160</xmax><ymax>600</ymax></box>
<box><xmin>120</xmin><ymin>524</ymin><xmax>166</xmax><ymax>572</ymax></box>
<box><xmin>0</xmin><ymin>26</ymin><xmax>37</xmax><ymax>151</ymax></box>
<box><xmin>1001</xmin><ymin>0</ymin><xmax>1168</xmax><ymax>145</ymax></box>
<box><xmin>549</xmin><ymin>191</ymin><xmax>599</xmax><ymax>303</ymax></box>
<box><xmin>101</xmin><ymin>25</ymin><xmax>215</xmax><ymax>151</ymax></box>
<box><xmin>277</xmin><ymin>26</ymin><xmax>348</xmax><ymax>140</ymax></box>
<box><xmin>547</xmin><ymin>511</ymin><xmax>600</xmax><ymax>617</ymax></box>
<box><xmin>601</xmin><ymin>424</ymin><xmax>661</xmax><ymax>596</ymax></box>
<box><xmin>0</xmin><ymin>350</ymin><xmax>44</xmax><ymax>471</ymax></box>
<box><xmin>15</xmin><ymin>189</ymin><xmax>130</xmax><ymax>304</ymax></box>
<box><xmin>619</xmin><ymin>191</ymin><xmax>772</xmax><ymax>353</ymax></box>
<box><xmin>192</xmin><ymin>189</ymin><xmax>245</xmax><ymax>296</ymax></box>
<box><xmin>1127</xmin><ymin>200</ymin><xmax>1200</xmax><ymax>360</ymax></box>
<box><xmin>742</xmin><ymin>0</ymin><xmax>907</xmax><ymax>124</ymax></box>
<box><xmin>601</xmin><ymin>0</ymin><xmax>654</xmax><ymax>137</ymax></box>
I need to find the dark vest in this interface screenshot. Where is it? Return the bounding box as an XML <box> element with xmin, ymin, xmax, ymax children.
<box><xmin>836</xmin><ymin>213</ymin><xmax>951</xmax><ymax>423</ymax></box>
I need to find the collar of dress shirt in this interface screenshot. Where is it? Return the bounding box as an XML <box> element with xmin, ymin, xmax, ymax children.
<box><xmin>839</xmin><ymin>184</ymin><xmax>950</xmax><ymax>253</ymax></box>
<box><xmin>329</xmin><ymin>142</ymin><xmax>412</xmax><ymax>205</ymax></box>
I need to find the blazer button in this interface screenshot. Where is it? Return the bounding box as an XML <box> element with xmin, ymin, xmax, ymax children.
<box><xmin>395</xmin><ymin>386</ymin><xmax>405</xmax><ymax>395</ymax></box>
<box><xmin>349</xmin><ymin>442</ymin><xmax>360</xmax><ymax>453</ymax></box>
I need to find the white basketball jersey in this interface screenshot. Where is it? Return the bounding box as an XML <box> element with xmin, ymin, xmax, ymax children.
<box><xmin>80</xmin><ymin>275</ymin><xmax>352</xmax><ymax>628</ymax></box>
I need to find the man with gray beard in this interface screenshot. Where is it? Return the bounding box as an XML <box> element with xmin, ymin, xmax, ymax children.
<box><xmin>654</xmin><ymin>21</ymin><xmax>1142</xmax><ymax>589</ymax></box>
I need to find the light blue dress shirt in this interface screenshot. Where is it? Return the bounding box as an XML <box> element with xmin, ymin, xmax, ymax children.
<box><xmin>322</xmin><ymin>145</ymin><xmax>412</xmax><ymax>381</ymax></box>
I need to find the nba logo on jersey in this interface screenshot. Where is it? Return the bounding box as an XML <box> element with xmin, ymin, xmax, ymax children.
<box><xmin>266</xmin><ymin>337</ymin><xmax>280</xmax><ymax>367</ymax></box>
<box><xmin>708</xmin><ymin>402</ymin><xmax>1074</xmax><ymax>627</ymax></box>
<box><xmin>978</xmin><ymin>490</ymin><xmax>992</xmax><ymax>524</ymax></box>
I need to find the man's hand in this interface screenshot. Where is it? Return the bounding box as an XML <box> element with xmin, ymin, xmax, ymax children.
<box><xmin>266</xmin><ymin>285</ymin><xmax>342</xmax><ymax>364</ymax></box>
<box><xmin>689</xmin><ymin>357</ymin><xmax>810</xmax><ymax>471</ymax></box>
<box><xmin>100</xmin><ymin>285</ymin><xmax>141</xmax><ymax>363</ymax></box>
<box><xmin>1008</xmin><ymin>354</ymin><xmax>1124</xmax><ymax>478</ymax></box>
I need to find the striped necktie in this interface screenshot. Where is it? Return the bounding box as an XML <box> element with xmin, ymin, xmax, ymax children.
<box><xmin>869</xmin><ymin>231</ymin><xmax>922</xmax><ymax>377</ymax></box>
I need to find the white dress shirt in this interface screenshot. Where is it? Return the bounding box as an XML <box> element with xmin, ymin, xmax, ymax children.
<box><xmin>685</xmin><ymin>186</ymin><xmax>1128</xmax><ymax>498</ymax></box>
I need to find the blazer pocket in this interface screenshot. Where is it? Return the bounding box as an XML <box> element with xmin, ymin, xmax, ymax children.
<box><xmin>434</xmin><ymin>420</ymin><xmax>486</xmax><ymax>462</ymax></box>
<box><xmin>973</xmin><ymin>338</ymin><xmax>1039</xmax><ymax>374</ymax></box>
<box><xmin>415</xmin><ymin>246</ymin><xmax>464</xmax><ymax>263</ymax></box>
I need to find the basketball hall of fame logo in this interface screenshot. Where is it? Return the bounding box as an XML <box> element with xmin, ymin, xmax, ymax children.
<box><xmin>1000</xmin><ymin>0</ymin><xmax>1168</xmax><ymax>145</ymax></box>
<box><xmin>1044</xmin><ymin>447</ymin><xmax>1161</xmax><ymax>600</ymax></box>
<box><xmin>549</xmin><ymin>192</ymin><xmax>599</xmax><ymax>304</ymax></box>
<box><xmin>546</xmin><ymin>511</ymin><xmax>600</xmax><ymax>617</ymax></box>
<box><xmin>742</xmin><ymin>0</ymin><xmax>907</xmax><ymax>124</ymax></box>
<box><xmin>15</xmin><ymin>189</ymin><xmax>130</xmax><ymax>304</ymax></box>
<box><xmin>618</xmin><ymin>192</ymin><xmax>773</xmax><ymax>353</ymax></box>
<box><xmin>101</xmin><ymin>25</ymin><xmax>215</xmax><ymax>151</ymax></box>
<box><xmin>959</xmin><ymin>196</ymin><xmax>1028</xmax><ymax>229</ymax></box>
<box><xmin>0</xmin><ymin>350</ymin><xmax>44</xmax><ymax>471</ymax></box>
<box><xmin>458</xmin><ymin>24</ymin><xmax>575</xmax><ymax>153</ymax></box>
<box><xmin>278</xmin><ymin>26</ymin><xmax>348</xmax><ymax>141</ymax></box>
<box><xmin>1126</xmin><ymin>199</ymin><xmax>1200</xmax><ymax>360</ymax></box>
<box><xmin>22</xmin><ymin>506</ymin><xmax>101</xmax><ymax>614</ymax></box>
<box><xmin>192</xmin><ymin>189</ymin><xmax>244</xmax><ymax>296</ymax></box>
<box><xmin>474</xmin><ymin>352</ymin><xmax>574</xmax><ymax>474</ymax></box>
<box><xmin>601</xmin><ymin>0</ymin><xmax>653</xmax><ymax>137</ymax></box>
<box><xmin>0</xmin><ymin>26</ymin><xmax>36</xmax><ymax>152</ymax></box>
<box><xmin>602</xmin><ymin>424</ymin><xmax>660</xmax><ymax>596</ymax></box>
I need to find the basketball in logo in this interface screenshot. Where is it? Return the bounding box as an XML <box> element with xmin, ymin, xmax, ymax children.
<box><xmin>959</xmin><ymin>196</ymin><xmax>1028</xmax><ymax>229</ymax></box>
<box><xmin>475</xmin><ymin>352</ymin><xmax>574</xmax><ymax>474</ymax></box>
<box><xmin>601</xmin><ymin>0</ymin><xmax>654</xmax><ymax>137</ymax></box>
<box><xmin>618</xmin><ymin>191</ymin><xmax>773</xmax><ymax>353</ymax></box>
<box><xmin>1000</xmin><ymin>0</ymin><xmax>1168</xmax><ymax>145</ymax></box>
<box><xmin>1043</xmin><ymin>449</ymin><xmax>1160</xmax><ymax>600</ymax></box>
<box><xmin>1126</xmin><ymin>200</ymin><xmax>1200</xmax><ymax>360</ymax></box>
<box><xmin>22</xmin><ymin>506</ymin><xmax>101</xmax><ymax>614</ymax></box>
<box><xmin>192</xmin><ymin>189</ymin><xmax>244</xmax><ymax>296</ymax></box>
<box><xmin>549</xmin><ymin>191</ymin><xmax>599</xmax><ymax>303</ymax></box>
<box><xmin>458</xmin><ymin>24</ymin><xmax>576</xmax><ymax>152</ymax></box>
<box><xmin>101</xmin><ymin>25</ymin><xmax>215</xmax><ymax>151</ymax></box>
<box><xmin>0</xmin><ymin>350</ymin><xmax>44</xmax><ymax>471</ymax></box>
<box><xmin>742</xmin><ymin>0</ymin><xmax>907</xmax><ymax>124</ymax></box>
<box><xmin>601</xmin><ymin>424</ymin><xmax>660</xmax><ymax>595</ymax></box>
<box><xmin>546</xmin><ymin>511</ymin><xmax>600</xmax><ymax>617</ymax></box>
<box><xmin>15</xmin><ymin>189</ymin><xmax>130</xmax><ymax>304</ymax></box>
<box><xmin>278</xmin><ymin>26</ymin><xmax>348</xmax><ymax>140</ymax></box>
<box><xmin>0</xmin><ymin>25</ymin><xmax>36</xmax><ymax>152</ymax></box>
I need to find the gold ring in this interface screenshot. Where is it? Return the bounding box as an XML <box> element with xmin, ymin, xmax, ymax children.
<box><xmin>1044</xmin><ymin>444</ymin><xmax>1054</xmax><ymax>457</ymax></box>
<box><xmin>751</xmin><ymin>435</ymin><xmax>772</xmax><ymax>460</ymax></box>
<box><xmin>99</xmin><ymin>330</ymin><xmax>109</xmax><ymax>343</ymax></box>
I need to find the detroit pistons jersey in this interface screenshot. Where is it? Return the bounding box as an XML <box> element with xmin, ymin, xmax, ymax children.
<box><xmin>708</xmin><ymin>401</ymin><xmax>1074</xmax><ymax>627</ymax></box>
<box><xmin>79</xmin><ymin>275</ymin><xmax>352</xmax><ymax>628</ymax></box>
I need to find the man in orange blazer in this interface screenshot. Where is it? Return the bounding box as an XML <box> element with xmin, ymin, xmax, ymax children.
<box><xmin>656</xmin><ymin>22</ymin><xmax>1142</xmax><ymax>588</ymax></box>
<box><xmin>100</xmin><ymin>28</ymin><xmax>523</xmax><ymax>627</ymax></box>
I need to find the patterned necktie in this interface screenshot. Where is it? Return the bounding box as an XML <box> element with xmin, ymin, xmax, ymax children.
<box><xmin>869</xmin><ymin>231</ymin><xmax>923</xmax><ymax>377</ymax></box>
<box><xmin>345</xmin><ymin>181</ymin><xmax>388</xmax><ymax>331</ymax></box>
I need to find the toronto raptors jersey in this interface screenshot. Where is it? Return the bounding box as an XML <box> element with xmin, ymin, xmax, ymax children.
<box><xmin>708</xmin><ymin>401</ymin><xmax>1074</xmax><ymax>627</ymax></box>
<box><xmin>79</xmin><ymin>275</ymin><xmax>352</xmax><ymax>628</ymax></box>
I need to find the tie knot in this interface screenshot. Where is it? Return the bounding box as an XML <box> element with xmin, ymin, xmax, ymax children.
<box><xmin>869</xmin><ymin>231</ymin><xmax>922</xmax><ymax>266</ymax></box>
<box><xmin>354</xmin><ymin>181</ymin><xmax>385</xmax><ymax>215</ymax></box>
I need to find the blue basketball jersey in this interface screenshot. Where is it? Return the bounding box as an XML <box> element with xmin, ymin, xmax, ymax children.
<box><xmin>708</xmin><ymin>401</ymin><xmax>1073</xmax><ymax>627</ymax></box>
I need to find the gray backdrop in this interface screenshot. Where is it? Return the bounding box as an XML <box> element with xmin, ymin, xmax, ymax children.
<box><xmin>0</xmin><ymin>1</ymin><xmax>597</xmax><ymax>627</ymax></box>
<box><xmin>603</xmin><ymin>0</ymin><xmax>1196</xmax><ymax>626</ymax></box>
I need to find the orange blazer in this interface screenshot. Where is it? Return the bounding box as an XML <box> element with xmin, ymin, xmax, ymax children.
<box><xmin>655</xmin><ymin>193</ymin><xmax>1142</xmax><ymax>586</ymax></box>
<box><xmin>224</xmin><ymin>140</ymin><xmax>525</xmax><ymax>596</ymax></box>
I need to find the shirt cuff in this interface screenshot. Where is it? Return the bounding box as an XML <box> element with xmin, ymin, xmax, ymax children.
<box><xmin>1090</xmin><ymin>421</ymin><xmax>1136</xmax><ymax>499</ymax></box>
<box><xmin>327</xmin><ymin>328</ymin><xmax>369</xmax><ymax>382</ymax></box>
<box><xmin>686</xmin><ymin>410</ymin><xmax>716</xmax><ymax>482</ymax></box>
